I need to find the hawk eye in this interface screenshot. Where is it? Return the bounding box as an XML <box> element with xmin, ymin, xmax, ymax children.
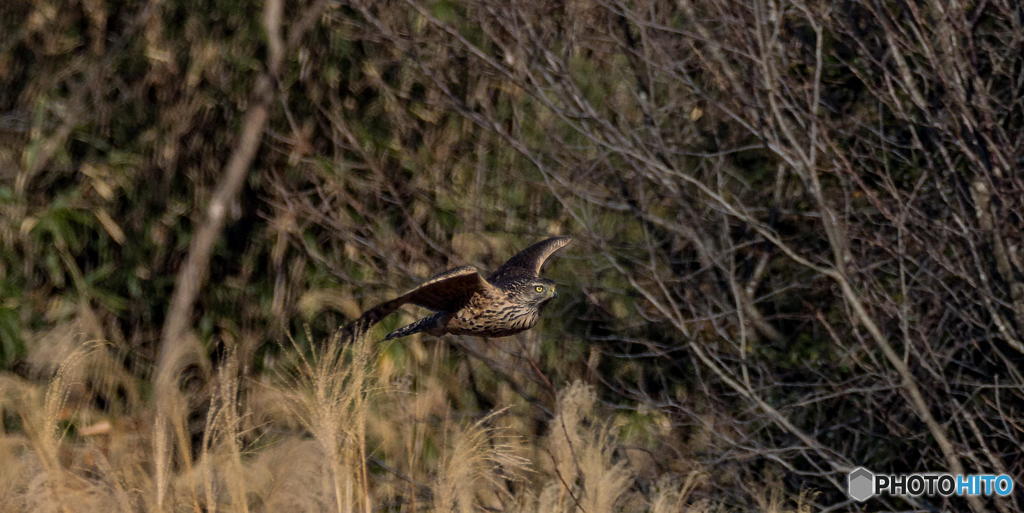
<box><xmin>534</xmin><ymin>285</ymin><xmax>545</xmax><ymax>293</ymax></box>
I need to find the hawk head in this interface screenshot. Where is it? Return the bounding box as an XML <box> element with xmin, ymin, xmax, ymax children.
<box><xmin>509</xmin><ymin>278</ymin><xmax>558</xmax><ymax>307</ymax></box>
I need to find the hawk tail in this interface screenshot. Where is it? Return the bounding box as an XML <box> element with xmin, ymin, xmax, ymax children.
<box><xmin>384</xmin><ymin>314</ymin><xmax>442</xmax><ymax>341</ymax></box>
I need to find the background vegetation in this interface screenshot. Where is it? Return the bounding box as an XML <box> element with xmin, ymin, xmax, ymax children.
<box><xmin>0</xmin><ymin>0</ymin><xmax>1021</xmax><ymax>512</ymax></box>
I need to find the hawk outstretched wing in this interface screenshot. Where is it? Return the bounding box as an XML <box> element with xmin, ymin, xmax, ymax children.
<box><xmin>339</xmin><ymin>265</ymin><xmax>495</xmax><ymax>340</ymax></box>
<box><xmin>488</xmin><ymin>236</ymin><xmax>572</xmax><ymax>283</ymax></box>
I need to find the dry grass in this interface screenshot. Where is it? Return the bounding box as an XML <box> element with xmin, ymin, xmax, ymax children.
<box><xmin>0</xmin><ymin>317</ymin><xmax>814</xmax><ymax>513</ymax></box>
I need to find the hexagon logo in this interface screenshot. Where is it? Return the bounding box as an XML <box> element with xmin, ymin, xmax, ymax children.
<box><xmin>848</xmin><ymin>467</ymin><xmax>875</xmax><ymax>502</ymax></box>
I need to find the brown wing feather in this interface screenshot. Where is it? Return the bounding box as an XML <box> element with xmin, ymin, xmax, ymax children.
<box><xmin>489</xmin><ymin>236</ymin><xmax>572</xmax><ymax>282</ymax></box>
<box><xmin>404</xmin><ymin>266</ymin><xmax>492</xmax><ymax>311</ymax></box>
<box><xmin>339</xmin><ymin>266</ymin><xmax>493</xmax><ymax>340</ymax></box>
